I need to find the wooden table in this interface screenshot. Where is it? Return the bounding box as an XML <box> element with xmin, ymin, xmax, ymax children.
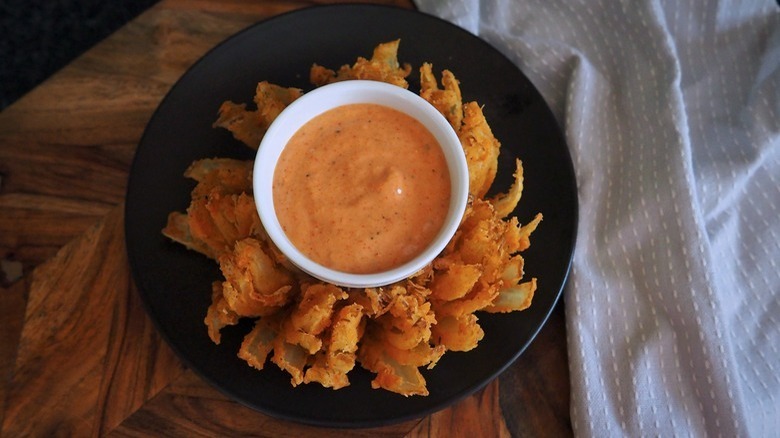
<box><xmin>0</xmin><ymin>1</ymin><xmax>571</xmax><ymax>436</ymax></box>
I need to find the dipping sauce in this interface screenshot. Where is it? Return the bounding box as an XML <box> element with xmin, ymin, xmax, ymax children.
<box><xmin>272</xmin><ymin>103</ymin><xmax>451</xmax><ymax>274</ymax></box>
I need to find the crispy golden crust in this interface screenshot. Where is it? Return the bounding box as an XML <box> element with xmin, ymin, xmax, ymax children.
<box><xmin>213</xmin><ymin>82</ymin><xmax>302</xmax><ymax>149</ymax></box>
<box><xmin>303</xmin><ymin>303</ymin><xmax>365</xmax><ymax>389</ymax></box>
<box><xmin>219</xmin><ymin>238</ymin><xmax>297</xmax><ymax>317</ymax></box>
<box><xmin>162</xmin><ymin>158</ymin><xmax>259</xmax><ymax>260</ymax></box>
<box><xmin>490</xmin><ymin>159</ymin><xmax>524</xmax><ymax>218</ymax></box>
<box><xmin>420</xmin><ymin>63</ymin><xmax>463</xmax><ymax>130</ymax></box>
<box><xmin>310</xmin><ymin>40</ymin><xmax>411</xmax><ymax>88</ymax></box>
<box><xmin>459</xmin><ymin>102</ymin><xmax>501</xmax><ymax>199</ymax></box>
<box><xmin>162</xmin><ymin>40</ymin><xmax>542</xmax><ymax>397</ymax></box>
<box><xmin>205</xmin><ymin>281</ymin><xmax>240</xmax><ymax>344</ymax></box>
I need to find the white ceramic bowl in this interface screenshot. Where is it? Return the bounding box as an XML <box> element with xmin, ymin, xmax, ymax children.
<box><xmin>253</xmin><ymin>80</ymin><xmax>468</xmax><ymax>288</ymax></box>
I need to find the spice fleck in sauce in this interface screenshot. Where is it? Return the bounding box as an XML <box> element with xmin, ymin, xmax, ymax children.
<box><xmin>272</xmin><ymin>103</ymin><xmax>451</xmax><ymax>274</ymax></box>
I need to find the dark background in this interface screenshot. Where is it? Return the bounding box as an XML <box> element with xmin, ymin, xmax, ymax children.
<box><xmin>1</xmin><ymin>0</ymin><xmax>159</xmax><ymax>110</ymax></box>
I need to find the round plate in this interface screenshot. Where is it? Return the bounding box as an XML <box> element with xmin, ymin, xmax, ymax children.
<box><xmin>125</xmin><ymin>4</ymin><xmax>577</xmax><ymax>429</ymax></box>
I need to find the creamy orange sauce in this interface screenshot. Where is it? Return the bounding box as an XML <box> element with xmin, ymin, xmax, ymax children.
<box><xmin>272</xmin><ymin>103</ymin><xmax>451</xmax><ymax>274</ymax></box>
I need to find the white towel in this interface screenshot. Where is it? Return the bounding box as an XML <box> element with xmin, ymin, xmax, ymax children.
<box><xmin>414</xmin><ymin>1</ymin><xmax>780</xmax><ymax>436</ymax></box>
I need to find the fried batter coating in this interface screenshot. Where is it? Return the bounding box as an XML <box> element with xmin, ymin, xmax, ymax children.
<box><xmin>271</xmin><ymin>338</ymin><xmax>309</xmax><ymax>387</ymax></box>
<box><xmin>354</xmin><ymin>285</ymin><xmax>443</xmax><ymax>395</ymax></box>
<box><xmin>442</xmin><ymin>200</ymin><xmax>507</xmax><ymax>284</ymax></box>
<box><xmin>237</xmin><ymin>314</ymin><xmax>281</xmax><ymax>370</ymax></box>
<box><xmin>163</xmin><ymin>40</ymin><xmax>545</xmax><ymax>397</ymax></box>
<box><xmin>347</xmin><ymin>285</ymin><xmax>403</xmax><ymax>318</ymax></box>
<box><xmin>383</xmin><ymin>339</ymin><xmax>445</xmax><ymax>369</ymax></box>
<box><xmin>162</xmin><ymin>211</ymin><xmax>213</xmax><ymax>257</ymax></box>
<box><xmin>303</xmin><ymin>303</ymin><xmax>365</xmax><ymax>389</ymax></box>
<box><xmin>429</xmin><ymin>263</ymin><xmax>482</xmax><ymax>302</ymax></box>
<box><xmin>185</xmin><ymin>158</ymin><xmax>253</xmax><ymax>197</ymax></box>
<box><xmin>205</xmin><ymin>281</ymin><xmax>239</xmax><ymax>344</ymax></box>
<box><xmin>500</xmin><ymin>254</ymin><xmax>525</xmax><ymax>287</ymax></box>
<box><xmin>433</xmin><ymin>281</ymin><xmax>500</xmax><ymax>319</ymax></box>
<box><xmin>485</xmin><ymin>279</ymin><xmax>537</xmax><ymax>313</ymax></box>
<box><xmin>358</xmin><ymin>327</ymin><xmax>430</xmax><ymax>397</ymax></box>
<box><xmin>420</xmin><ymin>63</ymin><xmax>463</xmax><ymax>130</ymax></box>
<box><xmin>376</xmin><ymin>290</ymin><xmax>437</xmax><ymax>351</ymax></box>
<box><xmin>431</xmin><ymin>313</ymin><xmax>484</xmax><ymax>352</ymax></box>
<box><xmin>426</xmin><ymin>196</ymin><xmax>541</xmax><ymax>353</ymax></box>
<box><xmin>255</xmin><ymin>81</ymin><xmax>303</xmax><ymax>126</ymax></box>
<box><xmin>489</xmin><ymin>159</ymin><xmax>524</xmax><ymax>218</ymax></box>
<box><xmin>283</xmin><ymin>283</ymin><xmax>348</xmax><ymax>354</ymax></box>
<box><xmin>346</xmin><ymin>288</ymin><xmax>384</xmax><ymax>317</ymax></box>
<box><xmin>310</xmin><ymin>39</ymin><xmax>411</xmax><ymax>88</ymax></box>
<box><xmin>162</xmin><ymin>158</ymin><xmax>259</xmax><ymax>259</ymax></box>
<box><xmin>185</xmin><ymin>190</ymin><xmax>262</xmax><ymax>259</ymax></box>
<box><xmin>219</xmin><ymin>237</ymin><xmax>296</xmax><ymax>317</ymax></box>
<box><xmin>163</xmin><ymin>191</ymin><xmax>261</xmax><ymax>260</ymax></box>
<box><xmin>517</xmin><ymin>213</ymin><xmax>543</xmax><ymax>251</ymax></box>
<box><xmin>459</xmin><ymin>102</ymin><xmax>501</xmax><ymax>199</ymax></box>
<box><xmin>213</xmin><ymin>81</ymin><xmax>302</xmax><ymax>149</ymax></box>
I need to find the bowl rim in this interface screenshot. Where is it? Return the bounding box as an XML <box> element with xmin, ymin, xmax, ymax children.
<box><xmin>253</xmin><ymin>80</ymin><xmax>469</xmax><ymax>288</ymax></box>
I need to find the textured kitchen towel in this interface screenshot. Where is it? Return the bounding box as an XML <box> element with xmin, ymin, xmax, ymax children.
<box><xmin>414</xmin><ymin>1</ymin><xmax>780</xmax><ymax>436</ymax></box>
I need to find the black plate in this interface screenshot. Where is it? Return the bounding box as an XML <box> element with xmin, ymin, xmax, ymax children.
<box><xmin>125</xmin><ymin>4</ymin><xmax>577</xmax><ymax>429</ymax></box>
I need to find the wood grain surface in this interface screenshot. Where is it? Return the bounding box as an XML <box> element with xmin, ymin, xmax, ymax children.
<box><xmin>0</xmin><ymin>1</ymin><xmax>572</xmax><ymax>436</ymax></box>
